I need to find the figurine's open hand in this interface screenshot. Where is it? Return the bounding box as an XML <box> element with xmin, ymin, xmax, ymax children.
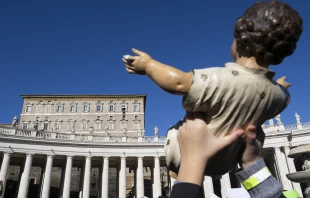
<box><xmin>122</xmin><ymin>48</ymin><xmax>153</xmax><ymax>75</ymax></box>
<box><xmin>276</xmin><ymin>76</ymin><xmax>291</xmax><ymax>89</ymax></box>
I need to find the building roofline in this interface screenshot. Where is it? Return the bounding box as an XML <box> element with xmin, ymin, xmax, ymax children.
<box><xmin>20</xmin><ymin>94</ymin><xmax>147</xmax><ymax>99</ymax></box>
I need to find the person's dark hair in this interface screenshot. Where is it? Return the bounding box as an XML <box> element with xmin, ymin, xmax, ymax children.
<box><xmin>234</xmin><ymin>0</ymin><xmax>303</xmax><ymax>65</ymax></box>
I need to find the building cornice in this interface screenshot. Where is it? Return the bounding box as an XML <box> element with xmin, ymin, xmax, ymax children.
<box><xmin>0</xmin><ymin>135</ymin><xmax>164</xmax><ymax>148</ymax></box>
<box><xmin>0</xmin><ymin>135</ymin><xmax>166</xmax><ymax>157</ymax></box>
<box><xmin>20</xmin><ymin>94</ymin><xmax>147</xmax><ymax>99</ymax></box>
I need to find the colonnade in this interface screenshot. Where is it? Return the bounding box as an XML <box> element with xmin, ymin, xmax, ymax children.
<box><xmin>0</xmin><ymin>146</ymin><xmax>304</xmax><ymax>198</ymax></box>
<box><xmin>0</xmin><ymin>153</ymin><xmax>163</xmax><ymax>198</ymax></box>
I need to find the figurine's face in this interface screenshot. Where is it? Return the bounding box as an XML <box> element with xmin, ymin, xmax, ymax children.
<box><xmin>230</xmin><ymin>39</ymin><xmax>237</xmax><ymax>61</ymax></box>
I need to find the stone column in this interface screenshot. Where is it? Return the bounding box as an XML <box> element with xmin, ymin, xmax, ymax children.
<box><xmin>58</xmin><ymin>165</ymin><xmax>66</xmax><ymax>198</ymax></box>
<box><xmin>0</xmin><ymin>152</ymin><xmax>11</xmax><ymax>197</ymax></box>
<box><xmin>170</xmin><ymin>176</ymin><xmax>176</xmax><ymax>191</ymax></box>
<box><xmin>15</xmin><ymin>164</ymin><xmax>25</xmax><ymax>198</ymax></box>
<box><xmin>153</xmin><ymin>156</ymin><xmax>162</xmax><ymax>198</ymax></box>
<box><xmin>98</xmin><ymin>165</ymin><xmax>102</xmax><ymax>198</ymax></box>
<box><xmin>41</xmin><ymin>155</ymin><xmax>53</xmax><ymax>198</ymax></box>
<box><xmin>133</xmin><ymin>168</ymin><xmax>137</xmax><ymax>197</ymax></box>
<box><xmin>280</xmin><ymin>147</ymin><xmax>293</xmax><ymax>190</ymax></box>
<box><xmin>220</xmin><ymin>173</ymin><xmax>231</xmax><ymax>198</ymax></box>
<box><xmin>136</xmin><ymin>157</ymin><xmax>144</xmax><ymax>198</ymax></box>
<box><xmin>203</xmin><ymin>176</ymin><xmax>214</xmax><ymax>197</ymax></box>
<box><xmin>284</xmin><ymin>147</ymin><xmax>303</xmax><ymax>196</ymax></box>
<box><xmin>0</xmin><ymin>154</ymin><xmax>3</xmax><ymax>166</ymax></box>
<box><xmin>17</xmin><ymin>153</ymin><xmax>33</xmax><ymax>198</ymax></box>
<box><xmin>116</xmin><ymin>168</ymin><xmax>119</xmax><ymax>198</ymax></box>
<box><xmin>119</xmin><ymin>157</ymin><xmax>126</xmax><ymax>198</ymax></box>
<box><xmin>82</xmin><ymin>156</ymin><xmax>92</xmax><ymax>198</ymax></box>
<box><xmin>101</xmin><ymin>157</ymin><xmax>109</xmax><ymax>198</ymax></box>
<box><xmin>79</xmin><ymin>162</ymin><xmax>85</xmax><ymax>198</ymax></box>
<box><xmin>37</xmin><ymin>165</ymin><xmax>45</xmax><ymax>198</ymax></box>
<box><xmin>274</xmin><ymin>147</ymin><xmax>292</xmax><ymax>190</ymax></box>
<box><xmin>62</xmin><ymin>156</ymin><xmax>73</xmax><ymax>198</ymax></box>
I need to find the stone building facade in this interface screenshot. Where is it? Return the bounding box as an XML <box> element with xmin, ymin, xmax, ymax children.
<box><xmin>9</xmin><ymin>95</ymin><xmax>167</xmax><ymax>198</ymax></box>
<box><xmin>19</xmin><ymin>94</ymin><xmax>146</xmax><ymax>137</ymax></box>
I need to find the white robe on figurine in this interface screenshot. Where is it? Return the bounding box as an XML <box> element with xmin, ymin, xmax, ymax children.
<box><xmin>165</xmin><ymin>62</ymin><xmax>290</xmax><ymax>176</ymax></box>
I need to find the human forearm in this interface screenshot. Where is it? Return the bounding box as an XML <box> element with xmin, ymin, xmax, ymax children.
<box><xmin>177</xmin><ymin>158</ymin><xmax>207</xmax><ymax>186</ymax></box>
<box><xmin>145</xmin><ymin>59</ymin><xmax>192</xmax><ymax>95</ymax></box>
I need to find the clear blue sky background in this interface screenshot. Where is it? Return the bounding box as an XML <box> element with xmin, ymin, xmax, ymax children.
<box><xmin>0</xmin><ymin>0</ymin><xmax>309</xmax><ymax>136</ymax></box>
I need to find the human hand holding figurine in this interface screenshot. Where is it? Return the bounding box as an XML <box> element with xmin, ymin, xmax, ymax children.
<box><xmin>122</xmin><ymin>48</ymin><xmax>153</xmax><ymax>75</ymax></box>
<box><xmin>239</xmin><ymin>125</ymin><xmax>265</xmax><ymax>170</ymax></box>
<box><xmin>276</xmin><ymin>76</ymin><xmax>291</xmax><ymax>90</ymax></box>
<box><xmin>177</xmin><ymin>112</ymin><xmax>245</xmax><ymax>185</ymax></box>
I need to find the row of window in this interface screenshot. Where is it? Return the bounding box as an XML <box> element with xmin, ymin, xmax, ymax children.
<box><xmin>23</xmin><ymin>115</ymin><xmax>141</xmax><ymax>131</ymax></box>
<box><xmin>22</xmin><ymin>119</ymin><xmax>141</xmax><ymax>131</ymax></box>
<box><xmin>33</xmin><ymin>115</ymin><xmax>138</xmax><ymax>121</ymax></box>
<box><xmin>25</xmin><ymin>103</ymin><xmax>140</xmax><ymax>113</ymax></box>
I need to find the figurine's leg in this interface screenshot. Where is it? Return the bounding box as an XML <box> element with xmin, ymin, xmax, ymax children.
<box><xmin>164</xmin><ymin>120</ymin><xmax>183</xmax><ymax>177</ymax></box>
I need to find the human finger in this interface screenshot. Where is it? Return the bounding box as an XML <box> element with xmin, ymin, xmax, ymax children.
<box><xmin>177</xmin><ymin>122</ymin><xmax>185</xmax><ymax>142</ymax></box>
<box><xmin>245</xmin><ymin>125</ymin><xmax>257</xmax><ymax>144</ymax></box>
<box><xmin>190</xmin><ymin>112</ymin><xmax>207</xmax><ymax>130</ymax></box>
<box><xmin>220</xmin><ymin>129</ymin><xmax>245</xmax><ymax>149</ymax></box>
<box><xmin>192</xmin><ymin>112</ymin><xmax>206</xmax><ymax>120</ymax></box>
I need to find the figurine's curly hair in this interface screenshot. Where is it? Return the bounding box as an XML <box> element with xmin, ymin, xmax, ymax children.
<box><xmin>234</xmin><ymin>0</ymin><xmax>303</xmax><ymax>65</ymax></box>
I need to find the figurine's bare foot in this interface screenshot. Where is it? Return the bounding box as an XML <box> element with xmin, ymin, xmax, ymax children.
<box><xmin>276</xmin><ymin>76</ymin><xmax>291</xmax><ymax>89</ymax></box>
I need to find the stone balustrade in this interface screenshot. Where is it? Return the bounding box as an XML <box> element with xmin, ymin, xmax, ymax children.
<box><xmin>2</xmin><ymin>120</ymin><xmax>310</xmax><ymax>145</ymax></box>
<box><xmin>0</xmin><ymin>125</ymin><xmax>166</xmax><ymax>143</ymax></box>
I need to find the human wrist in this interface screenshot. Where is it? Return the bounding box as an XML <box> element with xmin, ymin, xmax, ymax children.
<box><xmin>181</xmin><ymin>155</ymin><xmax>208</xmax><ymax>169</ymax></box>
<box><xmin>178</xmin><ymin>160</ymin><xmax>207</xmax><ymax>186</ymax></box>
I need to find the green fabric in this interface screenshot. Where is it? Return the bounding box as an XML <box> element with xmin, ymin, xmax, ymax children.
<box><xmin>283</xmin><ymin>190</ymin><xmax>301</xmax><ymax>198</ymax></box>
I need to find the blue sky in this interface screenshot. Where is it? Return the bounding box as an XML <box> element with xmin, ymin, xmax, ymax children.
<box><xmin>0</xmin><ymin>0</ymin><xmax>309</xmax><ymax>136</ymax></box>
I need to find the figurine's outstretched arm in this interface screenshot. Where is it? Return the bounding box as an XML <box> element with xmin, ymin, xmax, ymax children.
<box><xmin>123</xmin><ymin>49</ymin><xmax>193</xmax><ymax>95</ymax></box>
<box><xmin>276</xmin><ymin>76</ymin><xmax>291</xmax><ymax>90</ymax></box>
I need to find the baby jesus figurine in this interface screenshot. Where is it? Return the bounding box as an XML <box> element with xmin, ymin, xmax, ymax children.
<box><xmin>123</xmin><ymin>0</ymin><xmax>303</xmax><ymax>176</ymax></box>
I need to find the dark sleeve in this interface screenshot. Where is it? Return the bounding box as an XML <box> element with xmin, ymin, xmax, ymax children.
<box><xmin>170</xmin><ymin>183</ymin><xmax>203</xmax><ymax>198</ymax></box>
<box><xmin>235</xmin><ymin>158</ymin><xmax>285</xmax><ymax>198</ymax></box>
